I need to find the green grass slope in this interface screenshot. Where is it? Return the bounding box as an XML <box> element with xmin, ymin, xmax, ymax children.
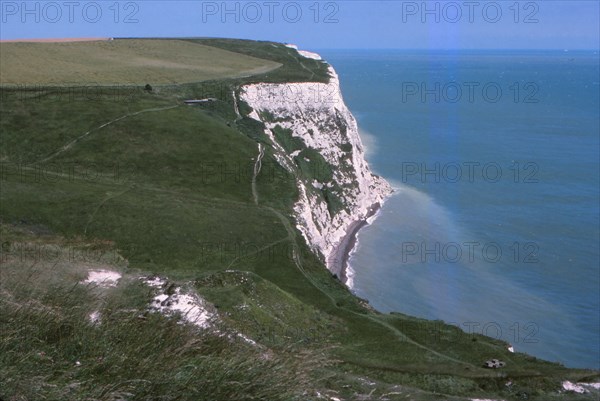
<box><xmin>1</xmin><ymin>38</ymin><xmax>598</xmax><ymax>401</ymax></box>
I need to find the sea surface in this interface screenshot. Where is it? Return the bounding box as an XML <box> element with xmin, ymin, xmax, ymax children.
<box><xmin>318</xmin><ymin>49</ymin><xmax>600</xmax><ymax>369</ymax></box>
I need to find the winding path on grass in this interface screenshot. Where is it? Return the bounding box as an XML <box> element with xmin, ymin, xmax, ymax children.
<box><xmin>285</xmin><ymin>47</ymin><xmax>316</xmax><ymax>81</ymax></box>
<box><xmin>84</xmin><ymin>186</ymin><xmax>135</xmax><ymax>235</ymax></box>
<box><xmin>251</xmin><ymin>143</ymin><xmax>265</xmax><ymax>205</ymax></box>
<box><xmin>37</xmin><ymin>105</ymin><xmax>181</xmax><ymax>164</ymax></box>
<box><xmin>250</xmin><ymin>143</ymin><xmax>479</xmax><ymax>370</ymax></box>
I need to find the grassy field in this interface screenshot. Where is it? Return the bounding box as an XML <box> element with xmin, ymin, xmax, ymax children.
<box><xmin>192</xmin><ymin>38</ymin><xmax>331</xmax><ymax>83</ymax></box>
<box><xmin>1</xmin><ymin>38</ymin><xmax>598</xmax><ymax>400</ymax></box>
<box><xmin>0</xmin><ymin>39</ymin><xmax>282</xmax><ymax>85</ymax></box>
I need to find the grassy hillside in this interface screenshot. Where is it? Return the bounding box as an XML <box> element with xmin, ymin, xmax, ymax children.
<box><xmin>0</xmin><ymin>39</ymin><xmax>281</xmax><ymax>85</ymax></box>
<box><xmin>0</xmin><ymin>225</ymin><xmax>328</xmax><ymax>400</ymax></box>
<box><xmin>1</xmin><ymin>38</ymin><xmax>598</xmax><ymax>401</ymax></box>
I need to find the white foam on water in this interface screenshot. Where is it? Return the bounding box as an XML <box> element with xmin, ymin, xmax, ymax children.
<box><xmin>358</xmin><ymin>128</ymin><xmax>379</xmax><ymax>160</ymax></box>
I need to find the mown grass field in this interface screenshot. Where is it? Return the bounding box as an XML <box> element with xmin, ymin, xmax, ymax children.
<box><xmin>0</xmin><ymin>39</ymin><xmax>281</xmax><ymax>85</ymax></box>
<box><xmin>1</xmin><ymin>38</ymin><xmax>598</xmax><ymax>401</ymax></box>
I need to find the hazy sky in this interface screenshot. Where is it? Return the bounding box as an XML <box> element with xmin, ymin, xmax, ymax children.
<box><xmin>1</xmin><ymin>1</ymin><xmax>599</xmax><ymax>49</ymax></box>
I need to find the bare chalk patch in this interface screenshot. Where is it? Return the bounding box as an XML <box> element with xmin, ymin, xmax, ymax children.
<box><xmin>89</xmin><ymin>310</ymin><xmax>101</xmax><ymax>325</ymax></box>
<box><xmin>298</xmin><ymin>50</ymin><xmax>322</xmax><ymax>60</ymax></box>
<box><xmin>562</xmin><ymin>381</ymin><xmax>600</xmax><ymax>394</ymax></box>
<box><xmin>83</xmin><ymin>269</ymin><xmax>121</xmax><ymax>288</ymax></box>
<box><xmin>142</xmin><ymin>276</ymin><xmax>214</xmax><ymax>329</ymax></box>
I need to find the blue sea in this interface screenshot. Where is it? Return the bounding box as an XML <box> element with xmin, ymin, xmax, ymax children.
<box><xmin>319</xmin><ymin>49</ymin><xmax>600</xmax><ymax>369</ymax></box>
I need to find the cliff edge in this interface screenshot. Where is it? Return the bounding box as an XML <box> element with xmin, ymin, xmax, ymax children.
<box><xmin>240</xmin><ymin>46</ymin><xmax>392</xmax><ymax>283</ymax></box>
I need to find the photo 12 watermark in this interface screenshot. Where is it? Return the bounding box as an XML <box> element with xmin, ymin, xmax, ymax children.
<box><xmin>196</xmin><ymin>240</ymin><xmax>315</xmax><ymax>266</ymax></box>
<box><xmin>0</xmin><ymin>241</ymin><xmax>121</xmax><ymax>265</ymax></box>
<box><xmin>1</xmin><ymin>1</ymin><xmax>140</xmax><ymax>24</ymax></box>
<box><xmin>399</xmin><ymin>161</ymin><xmax>540</xmax><ymax>184</ymax></box>
<box><xmin>241</xmin><ymin>83</ymin><xmax>343</xmax><ymax>106</ymax></box>
<box><xmin>399</xmin><ymin>319</ymin><xmax>540</xmax><ymax>345</ymax></box>
<box><xmin>400</xmin><ymin>1</ymin><xmax>540</xmax><ymax>24</ymax></box>
<box><xmin>401</xmin><ymin>81</ymin><xmax>540</xmax><ymax>104</ymax></box>
<box><xmin>399</xmin><ymin>241</ymin><xmax>540</xmax><ymax>264</ymax></box>
<box><xmin>196</xmin><ymin>159</ymin><xmax>333</xmax><ymax>185</ymax></box>
<box><xmin>0</xmin><ymin>84</ymin><xmax>143</xmax><ymax>104</ymax></box>
<box><xmin>233</xmin><ymin>320</ymin><xmax>331</xmax><ymax>345</ymax></box>
<box><xmin>0</xmin><ymin>161</ymin><xmax>138</xmax><ymax>185</ymax></box>
<box><xmin>200</xmin><ymin>1</ymin><xmax>340</xmax><ymax>24</ymax></box>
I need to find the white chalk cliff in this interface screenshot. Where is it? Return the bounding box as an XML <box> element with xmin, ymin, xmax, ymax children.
<box><xmin>240</xmin><ymin>47</ymin><xmax>392</xmax><ymax>277</ymax></box>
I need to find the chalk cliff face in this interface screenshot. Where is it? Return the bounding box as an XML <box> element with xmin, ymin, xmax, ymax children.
<box><xmin>239</xmin><ymin>48</ymin><xmax>392</xmax><ymax>277</ymax></box>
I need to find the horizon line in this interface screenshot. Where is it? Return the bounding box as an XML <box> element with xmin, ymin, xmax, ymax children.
<box><xmin>1</xmin><ymin>37</ymin><xmax>598</xmax><ymax>52</ymax></box>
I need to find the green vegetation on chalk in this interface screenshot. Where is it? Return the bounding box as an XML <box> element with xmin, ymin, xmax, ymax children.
<box><xmin>273</xmin><ymin>125</ymin><xmax>306</xmax><ymax>153</ymax></box>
